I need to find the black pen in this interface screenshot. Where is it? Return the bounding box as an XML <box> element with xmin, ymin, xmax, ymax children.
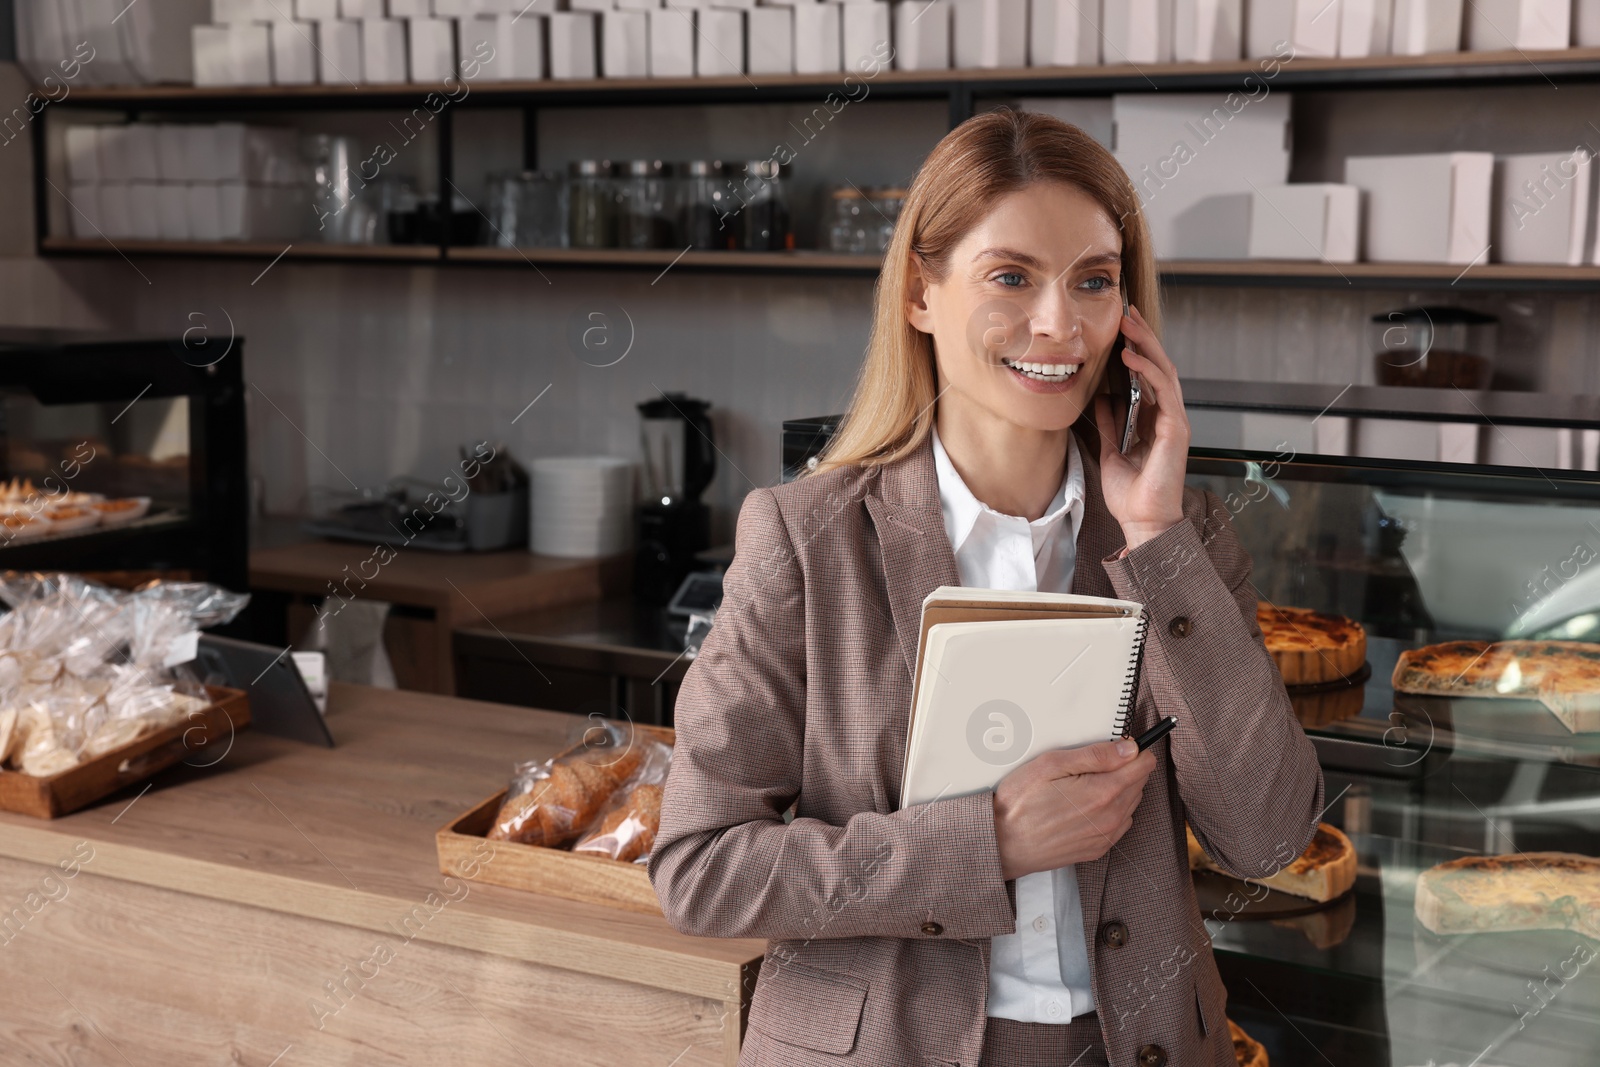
<box><xmin>1133</xmin><ymin>715</ymin><xmax>1179</xmax><ymax>752</ymax></box>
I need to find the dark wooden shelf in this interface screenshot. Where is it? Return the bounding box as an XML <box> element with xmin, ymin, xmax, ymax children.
<box><xmin>39</xmin><ymin>236</ymin><xmax>442</xmax><ymax>262</ymax></box>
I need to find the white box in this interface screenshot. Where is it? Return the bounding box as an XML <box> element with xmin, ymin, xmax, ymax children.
<box><xmin>894</xmin><ymin>0</ymin><xmax>949</xmax><ymax>69</ymax></box>
<box><xmin>192</xmin><ymin>24</ymin><xmax>234</xmax><ymax>86</ymax></box>
<box><xmin>1101</xmin><ymin>0</ymin><xmax>1173</xmax><ymax>63</ymax></box>
<box><xmin>65</xmin><ymin>126</ymin><xmax>102</xmax><ymax>183</ymax></box>
<box><xmin>1464</xmin><ymin>0</ymin><xmax>1567</xmax><ymax>49</ymax></box>
<box><xmin>604</xmin><ymin>9</ymin><xmax>650</xmax><ymax>74</ymax></box>
<box><xmin>1578</xmin><ymin>0</ymin><xmax>1600</xmax><ymax>45</ymax></box>
<box><xmin>1173</xmin><ymin>0</ymin><xmax>1240</xmax><ymax>60</ymax></box>
<box><xmin>650</xmin><ymin>7</ymin><xmax>696</xmax><ymax>74</ymax></box>
<box><xmin>362</xmin><ymin>17</ymin><xmax>409</xmax><ymax>81</ymax></box>
<box><xmin>272</xmin><ymin>20</ymin><xmax>319</xmax><ymax>83</ymax></box>
<box><xmin>128</xmin><ymin>181</ymin><xmax>161</xmax><ymax>240</ymax></box>
<box><xmin>157</xmin><ymin>183</ymin><xmax>192</xmax><ymax>240</ymax></box>
<box><xmin>460</xmin><ymin>15</ymin><xmax>499</xmax><ymax>75</ymax></box>
<box><xmin>1032</xmin><ymin>0</ymin><xmax>1100</xmax><ymax>64</ymax></box>
<box><xmin>124</xmin><ymin>124</ymin><xmax>161</xmax><ymax>180</ymax></box>
<box><xmin>618</xmin><ymin>0</ymin><xmax>661</xmax><ymax>8</ymax></box>
<box><xmin>1247</xmin><ymin>183</ymin><xmax>1359</xmax><ymax>261</ymax></box>
<box><xmin>841</xmin><ymin>1</ymin><xmax>888</xmax><ymax>67</ymax></box>
<box><xmin>1494</xmin><ymin>150</ymin><xmax>1591</xmax><ymax>265</ymax></box>
<box><xmin>954</xmin><ymin>0</ymin><xmax>1028</xmax><ymax>66</ymax></box>
<box><xmin>1112</xmin><ymin>92</ymin><xmax>1292</xmax><ymax>258</ymax></box>
<box><xmin>1019</xmin><ymin>96</ymin><xmax>1114</xmax><ymax>147</ymax></box>
<box><xmin>1339</xmin><ymin>0</ymin><xmax>1393</xmax><ymax>55</ymax></box>
<box><xmin>1343</xmin><ymin>152</ymin><xmax>1494</xmax><ymax>263</ymax></box>
<box><xmin>793</xmin><ymin>3</ymin><xmax>843</xmax><ymax>71</ymax></box>
<box><xmin>67</xmin><ymin>183</ymin><xmax>103</xmax><ymax>238</ymax></box>
<box><xmin>297</xmin><ymin>0</ymin><xmax>342</xmax><ymax>16</ymax></box>
<box><xmin>1390</xmin><ymin>0</ymin><xmax>1461</xmax><ymax>53</ymax></box>
<box><xmin>188</xmin><ymin>183</ymin><xmax>222</xmax><ymax>241</ymax></box>
<box><xmin>697</xmin><ymin>8</ymin><xmax>745</xmax><ymax>72</ymax></box>
<box><xmin>549</xmin><ymin>11</ymin><xmax>599</xmax><ymax>77</ymax></box>
<box><xmin>1247</xmin><ymin>0</ymin><xmax>1338</xmax><ymax>57</ymax></box>
<box><xmin>156</xmin><ymin>125</ymin><xmax>197</xmax><ymax>181</ymax></box>
<box><xmin>317</xmin><ymin>18</ymin><xmax>364</xmax><ymax>82</ymax></box>
<box><xmin>340</xmin><ymin>0</ymin><xmax>387</xmax><ymax>13</ymax></box>
<box><xmin>569</xmin><ymin>0</ymin><xmax>613</xmax><ymax>9</ymax></box>
<box><xmin>748</xmin><ymin>6</ymin><xmax>793</xmax><ymax>72</ymax></box>
<box><xmin>204</xmin><ymin>123</ymin><xmax>304</xmax><ymax>184</ymax></box>
<box><xmin>497</xmin><ymin>13</ymin><xmax>547</xmax><ymax>78</ymax></box>
<box><xmin>433</xmin><ymin>0</ymin><xmax>483</xmax><ymax>12</ymax></box>
<box><xmin>390</xmin><ymin>0</ymin><xmax>430</xmax><ymax>13</ymax></box>
<box><xmin>214</xmin><ymin>0</ymin><xmax>288</xmax><ymax>21</ymax></box>
<box><xmin>408</xmin><ymin>16</ymin><xmax>457</xmax><ymax>80</ymax></box>
<box><xmin>101</xmin><ymin>183</ymin><xmax>134</xmax><ymax>239</ymax></box>
<box><xmin>234</xmin><ymin>22</ymin><xmax>274</xmax><ymax>83</ymax></box>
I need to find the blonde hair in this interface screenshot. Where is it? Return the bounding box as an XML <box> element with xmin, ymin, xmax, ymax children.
<box><xmin>809</xmin><ymin>107</ymin><xmax>1161</xmax><ymax>478</ymax></box>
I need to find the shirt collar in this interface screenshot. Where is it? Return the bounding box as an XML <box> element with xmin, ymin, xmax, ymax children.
<box><xmin>930</xmin><ymin>425</ymin><xmax>1085</xmax><ymax>556</ymax></box>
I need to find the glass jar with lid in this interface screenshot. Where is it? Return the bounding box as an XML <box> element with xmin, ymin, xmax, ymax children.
<box><xmin>616</xmin><ymin>159</ymin><xmax>676</xmax><ymax>249</ymax></box>
<box><xmin>870</xmin><ymin>187</ymin><xmax>907</xmax><ymax>252</ymax></box>
<box><xmin>680</xmin><ymin>160</ymin><xmax>734</xmax><ymax>250</ymax></box>
<box><xmin>826</xmin><ymin>186</ymin><xmax>870</xmax><ymax>253</ymax></box>
<box><xmin>734</xmin><ymin>160</ymin><xmax>792</xmax><ymax>252</ymax></box>
<box><xmin>568</xmin><ymin>159</ymin><xmax>615</xmax><ymax>249</ymax></box>
<box><xmin>488</xmin><ymin>170</ymin><xmax>568</xmax><ymax>248</ymax></box>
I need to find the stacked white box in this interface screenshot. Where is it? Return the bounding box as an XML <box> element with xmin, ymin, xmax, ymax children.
<box><xmin>433</xmin><ymin>0</ymin><xmax>484</xmax><ymax>14</ymax></box>
<box><xmin>101</xmin><ymin>185</ymin><xmax>134</xmax><ymax>239</ymax></box>
<box><xmin>317</xmin><ymin>19</ymin><xmax>364</xmax><ymax>82</ymax></box>
<box><xmin>570</xmin><ymin>0</ymin><xmax>613</xmax><ymax>10</ymax></box>
<box><xmin>1101</xmin><ymin>0</ymin><xmax>1173</xmax><ymax>63</ymax></box>
<box><xmin>841</xmin><ymin>2</ymin><xmax>889</xmax><ymax>68</ymax></box>
<box><xmin>1343</xmin><ymin>152</ymin><xmax>1494</xmax><ymax>262</ymax></box>
<box><xmin>748</xmin><ymin>7</ymin><xmax>794</xmax><ymax>72</ymax></box>
<box><xmin>1578</xmin><ymin>0</ymin><xmax>1600</xmax><ymax>45</ymax></box>
<box><xmin>1247</xmin><ymin>0</ymin><xmax>1337</xmax><ymax>57</ymax></box>
<box><xmin>1339</xmin><ymin>0</ymin><xmax>1393</xmax><ymax>55</ymax></box>
<box><xmin>409</xmin><ymin>16</ymin><xmax>458</xmax><ymax>80</ymax></box>
<box><xmin>1464</xmin><ymin>0</ymin><xmax>1567</xmax><ymax>49</ymax></box>
<box><xmin>362</xmin><ymin>17</ymin><xmax>410</xmax><ymax>81</ymax></box>
<box><xmin>1173</xmin><ymin>0</ymin><xmax>1239</xmax><ymax>61</ymax></box>
<box><xmin>954</xmin><ymin>0</ymin><xmax>1027</xmax><ymax>66</ymax></box>
<box><xmin>191</xmin><ymin>25</ymin><xmax>232</xmax><ymax>86</ymax></box>
<box><xmin>497</xmin><ymin>13</ymin><xmax>548</xmax><ymax>78</ymax></box>
<box><xmin>390</xmin><ymin>0</ymin><xmax>431</xmax><ymax>13</ymax></box>
<box><xmin>1112</xmin><ymin>91</ymin><xmax>1292</xmax><ymax>258</ymax></box>
<box><xmin>604</xmin><ymin>9</ymin><xmax>651</xmax><ymax>74</ymax></box>
<box><xmin>272</xmin><ymin>21</ymin><xmax>319</xmax><ymax>83</ymax></box>
<box><xmin>1493</xmin><ymin>150</ymin><xmax>1592</xmax><ymax>265</ymax></box>
<box><xmin>65</xmin><ymin>127</ymin><xmax>102</xmax><ymax>183</ymax></box>
<box><xmin>550</xmin><ymin>12</ymin><xmax>600</xmax><ymax>77</ymax></box>
<box><xmin>459</xmin><ymin>15</ymin><xmax>498</xmax><ymax>75</ymax></box>
<box><xmin>296</xmin><ymin>0</ymin><xmax>342</xmax><ymax>17</ymax></box>
<box><xmin>1031</xmin><ymin>0</ymin><xmax>1099</xmax><ymax>65</ymax></box>
<box><xmin>1247</xmin><ymin>184</ymin><xmax>1360</xmax><ymax>261</ymax></box>
<box><xmin>157</xmin><ymin>184</ymin><xmax>192</xmax><ymax>240</ymax></box>
<box><xmin>698</xmin><ymin>9</ymin><xmax>746</xmax><ymax>74</ymax></box>
<box><xmin>651</xmin><ymin>8</ymin><xmax>696</xmax><ymax>74</ymax></box>
<box><xmin>794</xmin><ymin>3</ymin><xmax>843</xmax><ymax>72</ymax></box>
<box><xmin>340</xmin><ymin>0</ymin><xmax>386</xmax><ymax>13</ymax></box>
<box><xmin>1018</xmin><ymin>97</ymin><xmax>1114</xmax><ymax>147</ymax></box>
<box><xmin>894</xmin><ymin>0</ymin><xmax>949</xmax><ymax>69</ymax></box>
<box><xmin>214</xmin><ymin>0</ymin><xmax>289</xmax><ymax>20</ymax></box>
<box><xmin>619</xmin><ymin>0</ymin><xmax>662</xmax><ymax>7</ymax></box>
<box><xmin>129</xmin><ymin>182</ymin><xmax>162</xmax><ymax>239</ymax></box>
<box><xmin>1389</xmin><ymin>0</ymin><xmax>1461</xmax><ymax>53</ymax></box>
<box><xmin>68</xmin><ymin>185</ymin><xmax>104</xmax><ymax>239</ymax></box>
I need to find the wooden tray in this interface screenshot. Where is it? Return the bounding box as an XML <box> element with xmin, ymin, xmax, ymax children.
<box><xmin>0</xmin><ymin>684</ymin><xmax>250</xmax><ymax>818</ymax></box>
<box><xmin>436</xmin><ymin>723</ymin><xmax>674</xmax><ymax>915</ymax></box>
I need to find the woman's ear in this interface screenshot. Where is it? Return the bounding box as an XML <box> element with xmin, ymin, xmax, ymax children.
<box><xmin>905</xmin><ymin>254</ymin><xmax>935</xmax><ymax>334</ymax></box>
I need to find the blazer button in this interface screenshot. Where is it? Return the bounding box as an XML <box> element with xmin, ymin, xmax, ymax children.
<box><xmin>920</xmin><ymin>921</ymin><xmax>943</xmax><ymax>936</ymax></box>
<box><xmin>1099</xmin><ymin>920</ymin><xmax>1129</xmax><ymax>948</ymax></box>
<box><xmin>1137</xmin><ymin>1044</ymin><xmax>1167</xmax><ymax>1067</ymax></box>
<box><xmin>1167</xmin><ymin>616</ymin><xmax>1191</xmax><ymax>638</ymax></box>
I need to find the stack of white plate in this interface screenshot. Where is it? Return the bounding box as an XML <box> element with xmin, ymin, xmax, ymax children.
<box><xmin>529</xmin><ymin>456</ymin><xmax>635</xmax><ymax>558</ymax></box>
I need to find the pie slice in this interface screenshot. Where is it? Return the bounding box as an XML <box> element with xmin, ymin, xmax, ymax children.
<box><xmin>1391</xmin><ymin>640</ymin><xmax>1600</xmax><ymax>732</ymax></box>
<box><xmin>1256</xmin><ymin>603</ymin><xmax>1367</xmax><ymax>686</ymax></box>
<box><xmin>1188</xmin><ymin>822</ymin><xmax>1357</xmax><ymax>903</ymax></box>
<box><xmin>1414</xmin><ymin>852</ymin><xmax>1600</xmax><ymax>937</ymax></box>
<box><xmin>1229</xmin><ymin>1018</ymin><xmax>1268</xmax><ymax>1067</ymax></box>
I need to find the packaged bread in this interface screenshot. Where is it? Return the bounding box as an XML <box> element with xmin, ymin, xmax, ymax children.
<box><xmin>487</xmin><ymin>723</ymin><xmax>649</xmax><ymax>846</ymax></box>
<box><xmin>574</xmin><ymin>782</ymin><xmax>665</xmax><ymax>863</ymax></box>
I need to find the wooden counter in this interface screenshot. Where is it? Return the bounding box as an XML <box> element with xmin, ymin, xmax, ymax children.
<box><xmin>0</xmin><ymin>684</ymin><xmax>765</xmax><ymax>1066</ymax></box>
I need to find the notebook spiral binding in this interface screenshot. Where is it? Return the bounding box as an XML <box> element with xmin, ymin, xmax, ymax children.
<box><xmin>1112</xmin><ymin>610</ymin><xmax>1151</xmax><ymax>739</ymax></box>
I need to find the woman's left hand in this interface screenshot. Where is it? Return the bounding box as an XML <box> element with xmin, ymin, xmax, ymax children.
<box><xmin>1093</xmin><ymin>304</ymin><xmax>1191</xmax><ymax>551</ymax></box>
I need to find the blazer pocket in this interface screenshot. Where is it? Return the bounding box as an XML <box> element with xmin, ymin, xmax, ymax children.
<box><xmin>749</xmin><ymin>960</ymin><xmax>869</xmax><ymax>1055</ymax></box>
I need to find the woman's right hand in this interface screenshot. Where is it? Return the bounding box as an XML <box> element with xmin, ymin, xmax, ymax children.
<box><xmin>992</xmin><ymin>739</ymin><xmax>1157</xmax><ymax>881</ymax></box>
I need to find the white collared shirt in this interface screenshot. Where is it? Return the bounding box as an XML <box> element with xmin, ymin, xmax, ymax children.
<box><xmin>930</xmin><ymin>424</ymin><xmax>1095</xmax><ymax>1025</ymax></box>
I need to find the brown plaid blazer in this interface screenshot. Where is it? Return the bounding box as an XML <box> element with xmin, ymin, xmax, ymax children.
<box><xmin>650</xmin><ymin>422</ymin><xmax>1325</xmax><ymax>1066</ymax></box>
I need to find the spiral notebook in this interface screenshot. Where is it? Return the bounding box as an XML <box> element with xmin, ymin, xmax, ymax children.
<box><xmin>898</xmin><ymin>586</ymin><xmax>1149</xmax><ymax>809</ymax></box>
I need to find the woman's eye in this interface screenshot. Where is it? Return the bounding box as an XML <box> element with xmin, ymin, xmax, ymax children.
<box><xmin>1081</xmin><ymin>276</ymin><xmax>1111</xmax><ymax>292</ymax></box>
<box><xmin>995</xmin><ymin>272</ymin><xmax>1025</xmax><ymax>288</ymax></box>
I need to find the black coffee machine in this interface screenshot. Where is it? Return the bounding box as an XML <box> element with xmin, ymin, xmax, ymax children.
<box><xmin>635</xmin><ymin>393</ymin><xmax>716</xmax><ymax>605</ymax></box>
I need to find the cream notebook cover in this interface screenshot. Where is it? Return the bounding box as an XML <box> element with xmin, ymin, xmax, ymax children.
<box><xmin>898</xmin><ymin>586</ymin><xmax>1148</xmax><ymax>809</ymax></box>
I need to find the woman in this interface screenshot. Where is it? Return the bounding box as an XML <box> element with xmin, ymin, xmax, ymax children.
<box><xmin>649</xmin><ymin>109</ymin><xmax>1324</xmax><ymax>1067</ymax></box>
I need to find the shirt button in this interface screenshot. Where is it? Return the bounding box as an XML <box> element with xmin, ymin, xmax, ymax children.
<box><xmin>1032</xmin><ymin>915</ymin><xmax>1048</xmax><ymax>933</ymax></box>
<box><xmin>1138</xmin><ymin>1044</ymin><xmax>1167</xmax><ymax>1067</ymax></box>
<box><xmin>1100</xmin><ymin>920</ymin><xmax>1129</xmax><ymax>948</ymax></box>
<box><xmin>920</xmin><ymin>921</ymin><xmax>943</xmax><ymax>936</ymax></box>
<box><xmin>1168</xmin><ymin>616</ymin><xmax>1192</xmax><ymax>638</ymax></box>
<box><xmin>1046</xmin><ymin>999</ymin><xmax>1062</xmax><ymax>1018</ymax></box>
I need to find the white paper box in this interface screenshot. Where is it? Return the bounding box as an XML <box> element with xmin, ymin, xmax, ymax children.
<box><xmin>96</xmin><ymin>125</ymin><xmax>129</xmax><ymax>178</ymax></box>
<box><xmin>340</xmin><ymin>0</ymin><xmax>386</xmax><ymax>13</ymax></box>
<box><xmin>1578</xmin><ymin>0</ymin><xmax>1600</xmax><ymax>45</ymax></box>
<box><xmin>119</xmin><ymin>0</ymin><xmax>211</xmax><ymax>86</ymax></box>
<box><xmin>748</xmin><ymin>7</ymin><xmax>793</xmax><ymax>72</ymax></box>
<box><xmin>156</xmin><ymin>183</ymin><xmax>192</xmax><ymax>240</ymax></box>
<box><xmin>100</xmin><ymin>183</ymin><xmax>134</xmax><ymax>239</ymax></box>
<box><xmin>390</xmin><ymin>0</ymin><xmax>430</xmax><ymax>14</ymax></box>
<box><xmin>459</xmin><ymin>15</ymin><xmax>498</xmax><ymax>75</ymax></box>
<box><xmin>272</xmin><ymin>21</ymin><xmax>319</xmax><ymax>83</ymax></box>
<box><xmin>408</xmin><ymin>16</ymin><xmax>457</xmax><ymax>80</ymax></box>
<box><xmin>1343</xmin><ymin>152</ymin><xmax>1494</xmax><ymax>263</ymax></box>
<box><xmin>215</xmin><ymin>0</ymin><xmax>288</xmax><ymax>21</ymax></box>
<box><xmin>1173</xmin><ymin>0</ymin><xmax>1239</xmax><ymax>60</ymax></box>
<box><xmin>204</xmin><ymin>124</ymin><xmax>304</xmax><ymax>184</ymax></box>
<box><xmin>1339</xmin><ymin>0</ymin><xmax>1392</xmax><ymax>55</ymax></box>
<box><xmin>1247</xmin><ymin>0</ymin><xmax>1337</xmax><ymax>57</ymax></box>
<box><xmin>65</xmin><ymin>126</ymin><xmax>101</xmax><ymax>183</ymax></box>
<box><xmin>1464</xmin><ymin>0</ymin><xmax>1567</xmax><ymax>49</ymax></box>
<box><xmin>128</xmin><ymin>181</ymin><xmax>161</xmax><ymax>239</ymax></box>
<box><xmin>67</xmin><ymin>183</ymin><xmax>102</xmax><ymax>238</ymax></box>
<box><xmin>841</xmin><ymin>2</ymin><xmax>887</xmax><ymax>67</ymax></box>
<box><xmin>480</xmin><ymin>0</ymin><xmax>555</xmax><ymax>9</ymax></box>
<box><xmin>650</xmin><ymin>7</ymin><xmax>696</xmax><ymax>75</ymax></box>
<box><xmin>192</xmin><ymin>25</ymin><xmax>233</xmax><ymax>86</ymax></box>
<box><xmin>433</xmin><ymin>0</ymin><xmax>483</xmax><ymax>13</ymax></box>
<box><xmin>1389</xmin><ymin>0</ymin><xmax>1461</xmax><ymax>52</ymax></box>
<box><xmin>696</xmin><ymin>8</ymin><xmax>745</xmax><ymax>72</ymax></box>
<box><xmin>1101</xmin><ymin>0</ymin><xmax>1173</xmax><ymax>63</ymax></box>
<box><xmin>188</xmin><ymin>183</ymin><xmax>222</xmax><ymax>241</ymax></box>
<box><xmin>604</xmin><ymin>9</ymin><xmax>650</xmax><ymax>74</ymax></box>
<box><xmin>317</xmin><ymin>19</ymin><xmax>363</xmax><ymax>83</ymax></box>
<box><xmin>569</xmin><ymin>0</ymin><xmax>613</xmax><ymax>9</ymax></box>
<box><xmin>362</xmin><ymin>18</ymin><xmax>409</xmax><ymax>81</ymax></box>
<box><xmin>1112</xmin><ymin>92</ymin><xmax>1292</xmax><ymax>258</ymax></box>
<box><xmin>618</xmin><ymin>0</ymin><xmax>661</xmax><ymax>8</ymax></box>
<box><xmin>235</xmin><ymin>22</ymin><xmax>274</xmax><ymax>83</ymax></box>
<box><xmin>894</xmin><ymin>0</ymin><xmax>949</xmax><ymax>68</ymax></box>
<box><xmin>792</xmin><ymin>3</ymin><xmax>843</xmax><ymax>71</ymax></box>
<box><xmin>124</xmin><ymin>124</ymin><xmax>161</xmax><ymax>180</ymax></box>
<box><xmin>1032</xmin><ymin>0</ymin><xmax>1099</xmax><ymax>64</ymax></box>
<box><xmin>549</xmin><ymin>12</ymin><xmax>599</xmax><ymax>77</ymax></box>
<box><xmin>156</xmin><ymin>125</ymin><xmax>198</xmax><ymax>181</ymax></box>
<box><xmin>1494</xmin><ymin>150</ymin><xmax>1591</xmax><ymax>265</ymax></box>
<box><xmin>1247</xmin><ymin>183</ymin><xmax>1359</xmax><ymax>261</ymax></box>
<box><xmin>1019</xmin><ymin>97</ymin><xmax>1114</xmax><ymax>147</ymax></box>
<box><xmin>497</xmin><ymin>13</ymin><xmax>547</xmax><ymax>78</ymax></box>
<box><xmin>954</xmin><ymin>0</ymin><xmax>1028</xmax><ymax>66</ymax></box>
<box><xmin>296</xmin><ymin>0</ymin><xmax>342</xmax><ymax>16</ymax></box>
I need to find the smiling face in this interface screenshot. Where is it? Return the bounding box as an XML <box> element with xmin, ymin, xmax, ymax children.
<box><xmin>906</xmin><ymin>180</ymin><xmax>1125</xmax><ymax>434</ymax></box>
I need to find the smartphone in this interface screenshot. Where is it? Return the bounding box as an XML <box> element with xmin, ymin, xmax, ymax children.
<box><xmin>1104</xmin><ymin>286</ymin><xmax>1141</xmax><ymax>454</ymax></box>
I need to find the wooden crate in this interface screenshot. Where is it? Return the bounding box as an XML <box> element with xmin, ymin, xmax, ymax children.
<box><xmin>436</xmin><ymin>723</ymin><xmax>674</xmax><ymax>915</ymax></box>
<box><xmin>0</xmin><ymin>685</ymin><xmax>250</xmax><ymax>818</ymax></box>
